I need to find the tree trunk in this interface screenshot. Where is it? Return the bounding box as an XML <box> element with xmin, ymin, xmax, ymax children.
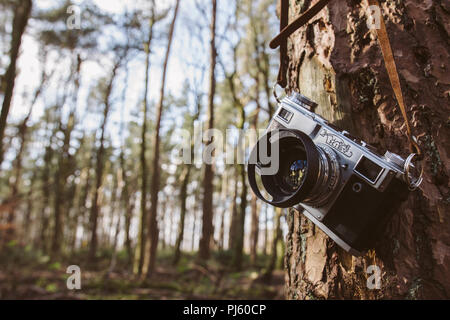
<box><xmin>51</xmin><ymin>54</ymin><xmax>83</xmax><ymax>258</ymax></box>
<box><xmin>23</xmin><ymin>171</ymin><xmax>36</xmax><ymax>244</ymax></box>
<box><xmin>88</xmin><ymin>62</ymin><xmax>119</xmax><ymax>262</ymax></box>
<box><xmin>51</xmin><ymin>110</ymin><xmax>75</xmax><ymax>258</ymax></box>
<box><xmin>134</xmin><ymin>3</ymin><xmax>155</xmax><ymax>275</ymax></box>
<box><xmin>191</xmin><ymin>204</ymin><xmax>197</xmax><ymax>252</ymax></box>
<box><xmin>118</xmin><ymin>60</ymin><xmax>133</xmax><ymax>267</ymax></box>
<box><xmin>249</xmin><ymin>187</ymin><xmax>259</xmax><ymax>265</ymax></box>
<box><xmin>228</xmin><ymin>167</ymin><xmax>239</xmax><ymax>251</ymax></box>
<box><xmin>264</xmin><ymin>207</ymin><xmax>282</xmax><ymax>280</ymax></box>
<box><xmin>231</xmin><ymin>107</ymin><xmax>247</xmax><ymax>269</ymax></box>
<box><xmin>107</xmin><ymin>167</ymin><xmax>120</xmax><ymax>246</ymax></box>
<box><xmin>173</xmin><ymin>101</ymin><xmax>199</xmax><ymax>264</ymax></box>
<box><xmin>199</xmin><ymin>0</ymin><xmax>218</xmax><ymax>261</ymax></box>
<box><xmin>283</xmin><ymin>0</ymin><xmax>450</xmax><ymax>299</ymax></box>
<box><xmin>78</xmin><ymin>152</ymin><xmax>93</xmax><ymax>251</ymax></box>
<box><xmin>107</xmin><ymin>169</ymin><xmax>124</xmax><ymax>275</ymax></box>
<box><xmin>4</xmin><ymin>114</ymin><xmax>29</xmax><ymax>243</ymax></box>
<box><xmin>142</xmin><ymin>0</ymin><xmax>180</xmax><ymax>278</ymax></box>
<box><xmin>37</xmin><ymin>119</ymin><xmax>54</xmax><ymax>252</ymax></box>
<box><xmin>162</xmin><ymin>204</ymin><xmax>167</xmax><ymax>250</ymax></box>
<box><xmin>4</xmin><ymin>50</ymin><xmax>49</xmax><ymax>244</ymax></box>
<box><xmin>250</xmin><ymin>88</ymin><xmax>261</xmax><ymax>266</ymax></box>
<box><xmin>0</xmin><ymin>0</ymin><xmax>32</xmax><ymax>165</ymax></box>
<box><xmin>231</xmin><ymin>162</ymin><xmax>248</xmax><ymax>270</ymax></box>
<box><xmin>173</xmin><ymin>166</ymin><xmax>190</xmax><ymax>265</ymax></box>
<box><xmin>263</xmin><ymin>203</ymin><xmax>268</xmax><ymax>256</ymax></box>
<box><xmin>218</xmin><ymin>170</ymin><xmax>228</xmax><ymax>251</ymax></box>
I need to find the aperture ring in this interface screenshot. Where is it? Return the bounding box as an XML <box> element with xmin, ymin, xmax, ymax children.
<box><xmin>304</xmin><ymin>144</ymin><xmax>341</xmax><ymax>207</ymax></box>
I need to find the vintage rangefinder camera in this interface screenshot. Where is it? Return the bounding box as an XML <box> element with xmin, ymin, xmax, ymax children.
<box><xmin>247</xmin><ymin>91</ymin><xmax>422</xmax><ymax>256</ymax></box>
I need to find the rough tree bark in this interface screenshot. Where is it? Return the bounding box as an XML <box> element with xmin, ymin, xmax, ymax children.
<box><xmin>283</xmin><ymin>0</ymin><xmax>449</xmax><ymax>299</ymax></box>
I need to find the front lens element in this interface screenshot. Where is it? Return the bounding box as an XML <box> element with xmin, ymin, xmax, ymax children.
<box><xmin>285</xmin><ymin>159</ymin><xmax>308</xmax><ymax>190</ymax></box>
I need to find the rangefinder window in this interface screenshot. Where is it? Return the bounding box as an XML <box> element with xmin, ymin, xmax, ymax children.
<box><xmin>354</xmin><ymin>156</ymin><xmax>383</xmax><ymax>183</ymax></box>
<box><xmin>277</xmin><ymin>108</ymin><xmax>293</xmax><ymax>123</ymax></box>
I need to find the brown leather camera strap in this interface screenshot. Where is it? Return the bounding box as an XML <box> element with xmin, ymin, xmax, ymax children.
<box><xmin>277</xmin><ymin>0</ymin><xmax>289</xmax><ymax>87</ymax></box>
<box><xmin>271</xmin><ymin>0</ymin><xmax>421</xmax><ymax>156</ymax></box>
<box><xmin>368</xmin><ymin>0</ymin><xmax>421</xmax><ymax>156</ymax></box>
<box><xmin>270</xmin><ymin>0</ymin><xmax>332</xmax><ymax>50</ymax></box>
<box><xmin>273</xmin><ymin>0</ymin><xmax>332</xmax><ymax>87</ymax></box>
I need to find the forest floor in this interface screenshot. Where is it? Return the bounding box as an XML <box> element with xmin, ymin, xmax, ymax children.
<box><xmin>0</xmin><ymin>243</ymin><xmax>285</xmax><ymax>300</ymax></box>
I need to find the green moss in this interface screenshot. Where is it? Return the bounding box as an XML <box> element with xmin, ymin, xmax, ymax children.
<box><xmin>354</xmin><ymin>68</ymin><xmax>379</xmax><ymax>110</ymax></box>
<box><xmin>300</xmin><ymin>232</ymin><xmax>307</xmax><ymax>264</ymax></box>
<box><xmin>423</xmin><ymin>134</ymin><xmax>443</xmax><ymax>177</ymax></box>
<box><xmin>392</xmin><ymin>238</ymin><xmax>400</xmax><ymax>255</ymax></box>
<box><xmin>406</xmin><ymin>278</ymin><xmax>422</xmax><ymax>300</ymax></box>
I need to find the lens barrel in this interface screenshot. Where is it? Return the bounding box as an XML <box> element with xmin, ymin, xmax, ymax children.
<box><xmin>248</xmin><ymin>129</ymin><xmax>340</xmax><ymax>208</ymax></box>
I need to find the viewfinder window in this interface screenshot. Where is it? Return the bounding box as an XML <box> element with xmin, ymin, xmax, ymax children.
<box><xmin>278</xmin><ymin>108</ymin><xmax>293</xmax><ymax>123</ymax></box>
<box><xmin>355</xmin><ymin>156</ymin><xmax>383</xmax><ymax>183</ymax></box>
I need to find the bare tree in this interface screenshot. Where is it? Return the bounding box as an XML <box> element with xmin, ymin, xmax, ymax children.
<box><xmin>3</xmin><ymin>48</ymin><xmax>50</xmax><ymax>244</ymax></box>
<box><xmin>142</xmin><ymin>0</ymin><xmax>181</xmax><ymax>278</ymax></box>
<box><xmin>198</xmin><ymin>0</ymin><xmax>218</xmax><ymax>262</ymax></box>
<box><xmin>134</xmin><ymin>1</ymin><xmax>156</xmax><ymax>276</ymax></box>
<box><xmin>88</xmin><ymin>61</ymin><xmax>121</xmax><ymax>262</ymax></box>
<box><xmin>0</xmin><ymin>0</ymin><xmax>33</xmax><ymax>166</ymax></box>
<box><xmin>173</xmin><ymin>92</ymin><xmax>201</xmax><ymax>265</ymax></box>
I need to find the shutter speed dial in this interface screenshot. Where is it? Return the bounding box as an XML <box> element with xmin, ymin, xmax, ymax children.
<box><xmin>384</xmin><ymin>151</ymin><xmax>406</xmax><ymax>170</ymax></box>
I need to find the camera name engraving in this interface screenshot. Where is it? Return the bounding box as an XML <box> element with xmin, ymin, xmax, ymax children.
<box><xmin>320</xmin><ymin>130</ymin><xmax>353</xmax><ymax>158</ymax></box>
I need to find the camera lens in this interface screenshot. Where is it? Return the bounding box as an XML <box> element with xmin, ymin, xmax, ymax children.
<box><xmin>247</xmin><ymin>128</ymin><xmax>340</xmax><ymax>208</ymax></box>
<box><xmin>248</xmin><ymin>129</ymin><xmax>320</xmax><ymax>208</ymax></box>
<box><xmin>269</xmin><ymin>133</ymin><xmax>318</xmax><ymax>202</ymax></box>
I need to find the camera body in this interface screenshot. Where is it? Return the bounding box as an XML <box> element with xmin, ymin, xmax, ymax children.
<box><xmin>248</xmin><ymin>91</ymin><xmax>416</xmax><ymax>256</ymax></box>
